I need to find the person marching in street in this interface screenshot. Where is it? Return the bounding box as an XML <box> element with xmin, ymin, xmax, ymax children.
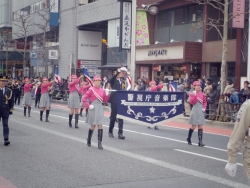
<box><xmin>35</xmin><ymin>82</ymin><xmax>41</xmax><ymax>108</ymax></box>
<box><xmin>0</xmin><ymin>75</ymin><xmax>14</xmax><ymax>146</ymax></box>
<box><xmin>14</xmin><ymin>80</ymin><xmax>22</xmax><ymax>105</ymax></box>
<box><xmin>22</xmin><ymin>77</ymin><xmax>34</xmax><ymax>117</ymax></box>
<box><xmin>108</xmin><ymin>67</ymin><xmax>127</xmax><ymax>139</ymax></box>
<box><xmin>147</xmin><ymin>80</ymin><xmax>163</xmax><ymax>130</ymax></box>
<box><xmin>187</xmin><ymin>81</ymin><xmax>207</xmax><ymax>146</ymax></box>
<box><xmin>83</xmin><ymin>76</ymin><xmax>109</xmax><ymax>150</ymax></box>
<box><xmin>79</xmin><ymin>79</ymin><xmax>91</xmax><ymax>117</ymax></box>
<box><xmin>225</xmin><ymin>99</ymin><xmax>250</xmax><ymax>183</ymax></box>
<box><xmin>68</xmin><ymin>74</ymin><xmax>84</xmax><ymax>128</ymax></box>
<box><xmin>39</xmin><ymin>78</ymin><xmax>54</xmax><ymax>122</ymax></box>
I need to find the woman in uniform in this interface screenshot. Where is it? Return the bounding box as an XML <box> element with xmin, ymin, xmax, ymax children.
<box><xmin>39</xmin><ymin>77</ymin><xmax>54</xmax><ymax>122</ymax></box>
<box><xmin>68</xmin><ymin>74</ymin><xmax>83</xmax><ymax>128</ymax></box>
<box><xmin>79</xmin><ymin>79</ymin><xmax>91</xmax><ymax>117</ymax></box>
<box><xmin>82</xmin><ymin>76</ymin><xmax>109</xmax><ymax>150</ymax></box>
<box><xmin>187</xmin><ymin>81</ymin><xmax>207</xmax><ymax>147</ymax></box>
<box><xmin>147</xmin><ymin>80</ymin><xmax>163</xmax><ymax>130</ymax></box>
<box><xmin>22</xmin><ymin>78</ymin><xmax>34</xmax><ymax>117</ymax></box>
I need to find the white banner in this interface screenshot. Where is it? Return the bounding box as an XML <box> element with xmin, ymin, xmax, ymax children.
<box><xmin>122</xmin><ymin>2</ymin><xmax>132</xmax><ymax>49</ymax></box>
<box><xmin>78</xmin><ymin>30</ymin><xmax>102</xmax><ymax>61</ymax></box>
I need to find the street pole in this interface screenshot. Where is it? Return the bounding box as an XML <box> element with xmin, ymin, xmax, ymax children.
<box><xmin>248</xmin><ymin>1</ymin><xmax>250</xmax><ymax>81</ymax></box>
<box><xmin>130</xmin><ymin>0</ymin><xmax>137</xmax><ymax>90</ymax></box>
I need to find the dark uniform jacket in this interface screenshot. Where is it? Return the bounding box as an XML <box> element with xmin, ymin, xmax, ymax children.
<box><xmin>0</xmin><ymin>87</ymin><xmax>14</xmax><ymax>118</ymax></box>
<box><xmin>108</xmin><ymin>72</ymin><xmax>126</xmax><ymax>104</ymax></box>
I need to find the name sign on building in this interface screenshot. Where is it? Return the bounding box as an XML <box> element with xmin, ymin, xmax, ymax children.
<box><xmin>231</xmin><ymin>0</ymin><xmax>245</xmax><ymax>28</ymax></box>
<box><xmin>136</xmin><ymin>46</ymin><xmax>184</xmax><ymax>61</ymax></box>
<box><xmin>120</xmin><ymin>1</ymin><xmax>132</xmax><ymax>50</ymax></box>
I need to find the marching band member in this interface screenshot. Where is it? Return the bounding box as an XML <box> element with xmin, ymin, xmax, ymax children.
<box><xmin>22</xmin><ymin>77</ymin><xmax>34</xmax><ymax>117</ymax></box>
<box><xmin>149</xmin><ymin>80</ymin><xmax>163</xmax><ymax>92</ymax></box>
<box><xmin>225</xmin><ymin>99</ymin><xmax>250</xmax><ymax>183</ymax></box>
<box><xmin>108</xmin><ymin>67</ymin><xmax>127</xmax><ymax>139</ymax></box>
<box><xmin>82</xmin><ymin>76</ymin><xmax>109</xmax><ymax>150</ymax></box>
<box><xmin>187</xmin><ymin>81</ymin><xmax>207</xmax><ymax>146</ymax></box>
<box><xmin>0</xmin><ymin>75</ymin><xmax>13</xmax><ymax>146</ymax></box>
<box><xmin>68</xmin><ymin>74</ymin><xmax>83</xmax><ymax>128</ymax></box>
<box><xmin>147</xmin><ymin>80</ymin><xmax>163</xmax><ymax>130</ymax></box>
<box><xmin>39</xmin><ymin>78</ymin><xmax>54</xmax><ymax>122</ymax></box>
<box><xmin>79</xmin><ymin>80</ymin><xmax>91</xmax><ymax>117</ymax></box>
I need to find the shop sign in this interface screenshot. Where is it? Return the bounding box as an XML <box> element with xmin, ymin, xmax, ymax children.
<box><xmin>148</xmin><ymin>49</ymin><xmax>167</xmax><ymax>57</ymax></box>
<box><xmin>121</xmin><ymin>1</ymin><xmax>132</xmax><ymax>50</ymax></box>
<box><xmin>232</xmin><ymin>0</ymin><xmax>245</xmax><ymax>28</ymax></box>
<box><xmin>78</xmin><ymin>30</ymin><xmax>102</xmax><ymax>61</ymax></box>
<box><xmin>140</xmin><ymin>67</ymin><xmax>149</xmax><ymax>79</ymax></box>
<box><xmin>153</xmin><ymin>65</ymin><xmax>161</xmax><ymax>72</ymax></box>
<box><xmin>182</xmin><ymin>64</ymin><xmax>187</xmax><ymax>71</ymax></box>
<box><xmin>136</xmin><ymin>46</ymin><xmax>184</xmax><ymax>61</ymax></box>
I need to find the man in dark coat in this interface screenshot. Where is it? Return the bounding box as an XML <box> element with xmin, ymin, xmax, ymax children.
<box><xmin>108</xmin><ymin>67</ymin><xmax>127</xmax><ymax>139</ymax></box>
<box><xmin>0</xmin><ymin>75</ymin><xmax>14</xmax><ymax>146</ymax></box>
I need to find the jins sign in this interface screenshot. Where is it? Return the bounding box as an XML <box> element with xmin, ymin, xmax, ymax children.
<box><xmin>232</xmin><ymin>0</ymin><xmax>245</xmax><ymax>28</ymax></box>
<box><xmin>148</xmin><ymin>49</ymin><xmax>167</xmax><ymax>57</ymax></box>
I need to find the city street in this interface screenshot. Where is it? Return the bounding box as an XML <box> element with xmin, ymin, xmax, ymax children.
<box><xmin>0</xmin><ymin>102</ymin><xmax>249</xmax><ymax>188</ymax></box>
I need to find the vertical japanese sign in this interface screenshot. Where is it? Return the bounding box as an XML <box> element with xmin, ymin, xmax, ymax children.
<box><xmin>121</xmin><ymin>1</ymin><xmax>132</xmax><ymax>50</ymax></box>
<box><xmin>230</xmin><ymin>0</ymin><xmax>245</xmax><ymax>28</ymax></box>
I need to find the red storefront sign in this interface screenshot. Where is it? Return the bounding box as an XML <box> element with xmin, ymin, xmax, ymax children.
<box><xmin>153</xmin><ymin>65</ymin><xmax>161</xmax><ymax>72</ymax></box>
<box><xmin>16</xmin><ymin>40</ymin><xmax>30</xmax><ymax>50</ymax></box>
<box><xmin>182</xmin><ymin>64</ymin><xmax>187</xmax><ymax>71</ymax></box>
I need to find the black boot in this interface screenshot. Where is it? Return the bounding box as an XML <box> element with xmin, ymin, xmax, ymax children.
<box><xmin>75</xmin><ymin>114</ymin><xmax>79</xmax><ymax>128</ymax></box>
<box><xmin>40</xmin><ymin>111</ymin><xmax>43</xmax><ymax>121</ymax></box>
<box><xmin>28</xmin><ymin>107</ymin><xmax>31</xmax><ymax>117</ymax></box>
<box><xmin>198</xmin><ymin>129</ymin><xmax>205</xmax><ymax>147</ymax></box>
<box><xmin>187</xmin><ymin>128</ymin><xmax>194</xmax><ymax>145</ymax></box>
<box><xmin>87</xmin><ymin>129</ymin><xmax>93</xmax><ymax>147</ymax></box>
<box><xmin>46</xmin><ymin>110</ymin><xmax>50</xmax><ymax>122</ymax></box>
<box><xmin>98</xmin><ymin>129</ymin><xmax>103</xmax><ymax>150</ymax></box>
<box><xmin>86</xmin><ymin>108</ymin><xmax>88</xmax><ymax>117</ymax></box>
<box><xmin>80</xmin><ymin>108</ymin><xmax>83</xmax><ymax>117</ymax></box>
<box><xmin>69</xmin><ymin>114</ymin><xmax>73</xmax><ymax>127</ymax></box>
<box><xmin>24</xmin><ymin>107</ymin><xmax>27</xmax><ymax>116</ymax></box>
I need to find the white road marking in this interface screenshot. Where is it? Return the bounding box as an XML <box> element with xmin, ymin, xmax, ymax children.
<box><xmin>174</xmin><ymin>149</ymin><xmax>243</xmax><ymax>166</ymax></box>
<box><xmin>14</xmin><ymin>107</ymin><xmax>241</xmax><ymax>155</ymax></box>
<box><xmin>10</xmin><ymin>118</ymin><xmax>249</xmax><ymax>188</ymax></box>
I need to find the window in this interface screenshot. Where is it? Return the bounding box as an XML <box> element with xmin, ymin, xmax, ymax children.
<box><xmin>30</xmin><ymin>4</ymin><xmax>35</xmax><ymax>13</ymax></box>
<box><xmin>20</xmin><ymin>6</ymin><xmax>30</xmax><ymax>16</ymax></box>
<box><xmin>35</xmin><ymin>2</ymin><xmax>40</xmax><ymax>12</ymax></box>
<box><xmin>40</xmin><ymin>0</ymin><xmax>48</xmax><ymax>9</ymax></box>
<box><xmin>155</xmin><ymin>10</ymin><xmax>172</xmax><ymax>28</ymax></box>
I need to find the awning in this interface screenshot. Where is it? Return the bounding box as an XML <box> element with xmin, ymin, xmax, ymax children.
<box><xmin>97</xmin><ymin>63</ymin><xmax>127</xmax><ymax>69</ymax></box>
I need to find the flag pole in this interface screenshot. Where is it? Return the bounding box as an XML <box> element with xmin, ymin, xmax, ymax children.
<box><xmin>102</xmin><ymin>39</ymin><xmax>123</xmax><ymax>66</ymax></box>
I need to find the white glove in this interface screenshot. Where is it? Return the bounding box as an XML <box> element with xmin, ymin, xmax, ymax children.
<box><xmin>105</xmin><ymin>89</ymin><xmax>109</xmax><ymax>96</ymax></box>
<box><xmin>202</xmin><ymin>108</ymin><xmax>206</xmax><ymax>113</ymax></box>
<box><xmin>225</xmin><ymin>162</ymin><xmax>237</xmax><ymax>177</ymax></box>
<box><xmin>193</xmin><ymin>91</ymin><xmax>196</xmax><ymax>95</ymax></box>
<box><xmin>89</xmin><ymin>105</ymin><xmax>94</xmax><ymax>110</ymax></box>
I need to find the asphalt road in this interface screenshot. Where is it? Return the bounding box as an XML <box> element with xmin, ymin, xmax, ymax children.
<box><xmin>0</xmin><ymin>102</ymin><xmax>249</xmax><ymax>188</ymax></box>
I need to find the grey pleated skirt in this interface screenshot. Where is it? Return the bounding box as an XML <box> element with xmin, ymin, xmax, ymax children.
<box><xmin>86</xmin><ymin>99</ymin><xmax>104</xmax><ymax>125</ymax></box>
<box><xmin>22</xmin><ymin>92</ymin><xmax>32</xmax><ymax>105</ymax></box>
<box><xmin>68</xmin><ymin>90</ymin><xmax>80</xmax><ymax>108</ymax></box>
<box><xmin>188</xmin><ymin>102</ymin><xmax>205</xmax><ymax>125</ymax></box>
<box><xmin>39</xmin><ymin>92</ymin><xmax>50</xmax><ymax>108</ymax></box>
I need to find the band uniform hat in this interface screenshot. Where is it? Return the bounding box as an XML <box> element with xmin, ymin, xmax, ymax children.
<box><xmin>0</xmin><ymin>75</ymin><xmax>7</xmax><ymax>81</ymax></box>
<box><xmin>42</xmin><ymin>77</ymin><xmax>48</xmax><ymax>81</ymax></box>
<box><xmin>71</xmin><ymin>74</ymin><xmax>78</xmax><ymax>79</ymax></box>
<box><xmin>193</xmin><ymin>81</ymin><xmax>201</xmax><ymax>86</ymax></box>
<box><xmin>93</xmin><ymin>76</ymin><xmax>101</xmax><ymax>81</ymax></box>
<box><xmin>149</xmin><ymin>80</ymin><xmax>156</xmax><ymax>85</ymax></box>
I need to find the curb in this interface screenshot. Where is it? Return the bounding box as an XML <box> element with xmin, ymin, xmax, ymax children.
<box><xmin>176</xmin><ymin>117</ymin><xmax>234</xmax><ymax>130</ymax></box>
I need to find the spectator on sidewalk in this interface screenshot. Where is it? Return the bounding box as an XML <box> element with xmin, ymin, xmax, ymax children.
<box><xmin>223</xmin><ymin>79</ymin><xmax>234</xmax><ymax>122</ymax></box>
<box><xmin>239</xmin><ymin>81</ymin><xmax>250</xmax><ymax>103</ymax></box>
<box><xmin>206</xmin><ymin>83</ymin><xmax>218</xmax><ymax>120</ymax></box>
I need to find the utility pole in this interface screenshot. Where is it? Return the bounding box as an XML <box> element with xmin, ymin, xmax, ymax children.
<box><xmin>130</xmin><ymin>0</ymin><xmax>137</xmax><ymax>90</ymax></box>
